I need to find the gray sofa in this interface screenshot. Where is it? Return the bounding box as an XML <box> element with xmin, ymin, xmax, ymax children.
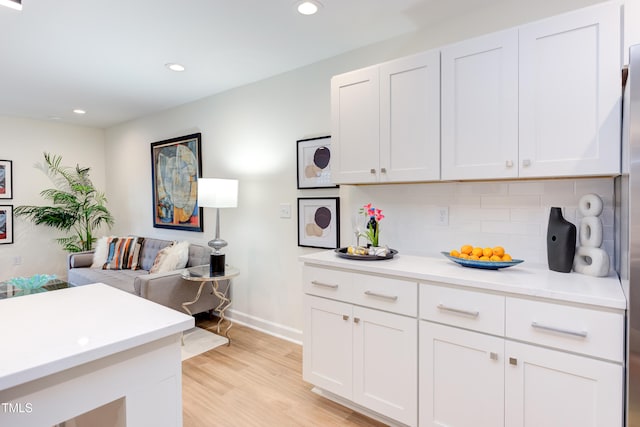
<box><xmin>67</xmin><ymin>237</ymin><xmax>226</xmax><ymax>315</ymax></box>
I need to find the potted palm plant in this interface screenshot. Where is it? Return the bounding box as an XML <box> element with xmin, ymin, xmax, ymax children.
<box><xmin>15</xmin><ymin>153</ymin><xmax>114</xmax><ymax>252</ymax></box>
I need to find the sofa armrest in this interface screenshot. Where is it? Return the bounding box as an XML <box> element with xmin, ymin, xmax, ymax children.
<box><xmin>68</xmin><ymin>250</ymin><xmax>95</xmax><ymax>269</ymax></box>
<box><xmin>134</xmin><ymin>269</ymin><xmax>188</xmax><ymax>299</ymax></box>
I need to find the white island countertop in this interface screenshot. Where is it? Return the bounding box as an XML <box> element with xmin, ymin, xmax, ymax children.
<box><xmin>300</xmin><ymin>250</ymin><xmax>626</xmax><ymax>310</ymax></box>
<box><xmin>0</xmin><ymin>283</ymin><xmax>194</xmax><ymax>391</ymax></box>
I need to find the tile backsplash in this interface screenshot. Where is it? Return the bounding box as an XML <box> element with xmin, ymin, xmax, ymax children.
<box><xmin>341</xmin><ymin>178</ymin><xmax>614</xmax><ymax>266</ymax></box>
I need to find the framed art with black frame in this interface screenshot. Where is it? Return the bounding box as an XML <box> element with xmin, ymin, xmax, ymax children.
<box><xmin>0</xmin><ymin>160</ymin><xmax>13</xmax><ymax>199</ymax></box>
<box><xmin>297</xmin><ymin>197</ymin><xmax>340</xmax><ymax>249</ymax></box>
<box><xmin>150</xmin><ymin>133</ymin><xmax>204</xmax><ymax>232</ymax></box>
<box><xmin>0</xmin><ymin>205</ymin><xmax>13</xmax><ymax>244</ymax></box>
<box><xmin>296</xmin><ymin>136</ymin><xmax>338</xmax><ymax>189</ymax></box>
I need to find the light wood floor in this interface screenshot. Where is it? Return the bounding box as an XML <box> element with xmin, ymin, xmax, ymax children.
<box><xmin>182</xmin><ymin>316</ymin><xmax>387</xmax><ymax>427</ymax></box>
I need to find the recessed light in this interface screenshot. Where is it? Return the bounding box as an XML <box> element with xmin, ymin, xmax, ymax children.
<box><xmin>0</xmin><ymin>0</ymin><xmax>22</xmax><ymax>11</ymax></box>
<box><xmin>165</xmin><ymin>63</ymin><xmax>186</xmax><ymax>72</ymax></box>
<box><xmin>296</xmin><ymin>1</ymin><xmax>321</xmax><ymax>15</ymax></box>
<box><xmin>73</xmin><ymin>109</ymin><xmax>86</xmax><ymax>115</ymax></box>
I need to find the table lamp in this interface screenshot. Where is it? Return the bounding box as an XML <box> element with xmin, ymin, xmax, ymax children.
<box><xmin>197</xmin><ymin>178</ymin><xmax>238</xmax><ymax>276</ymax></box>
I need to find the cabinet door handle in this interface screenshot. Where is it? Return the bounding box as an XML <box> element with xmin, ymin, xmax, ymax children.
<box><xmin>354</xmin><ymin>317</ymin><xmax>360</xmax><ymax>324</ymax></box>
<box><xmin>311</xmin><ymin>280</ymin><xmax>338</xmax><ymax>289</ymax></box>
<box><xmin>437</xmin><ymin>303</ymin><xmax>479</xmax><ymax>318</ymax></box>
<box><xmin>489</xmin><ymin>352</ymin><xmax>498</xmax><ymax>361</ymax></box>
<box><xmin>531</xmin><ymin>321</ymin><xmax>588</xmax><ymax>338</ymax></box>
<box><xmin>522</xmin><ymin>159</ymin><xmax>531</xmax><ymax>167</ymax></box>
<box><xmin>380</xmin><ymin>167</ymin><xmax>387</xmax><ymax>173</ymax></box>
<box><xmin>343</xmin><ymin>314</ymin><xmax>349</xmax><ymax>321</ymax></box>
<box><xmin>505</xmin><ymin>160</ymin><xmax>514</xmax><ymax>168</ymax></box>
<box><xmin>364</xmin><ymin>290</ymin><xmax>398</xmax><ymax>301</ymax></box>
<box><xmin>370</xmin><ymin>168</ymin><xmax>376</xmax><ymax>174</ymax></box>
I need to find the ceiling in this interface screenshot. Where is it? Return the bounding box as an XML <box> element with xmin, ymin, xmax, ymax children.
<box><xmin>0</xmin><ymin>0</ymin><xmax>499</xmax><ymax>128</ymax></box>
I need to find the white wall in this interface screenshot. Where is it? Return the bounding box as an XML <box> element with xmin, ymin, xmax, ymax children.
<box><xmin>0</xmin><ymin>117</ymin><xmax>106</xmax><ymax>281</ymax></box>
<box><xmin>105</xmin><ymin>0</ymin><xmax>614</xmax><ymax>342</ymax></box>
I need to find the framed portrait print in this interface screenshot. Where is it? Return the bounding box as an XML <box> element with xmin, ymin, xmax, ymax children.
<box><xmin>150</xmin><ymin>133</ymin><xmax>203</xmax><ymax>232</ymax></box>
<box><xmin>0</xmin><ymin>160</ymin><xmax>13</xmax><ymax>199</ymax></box>
<box><xmin>298</xmin><ymin>197</ymin><xmax>340</xmax><ymax>249</ymax></box>
<box><xmin>0</xmin><ymin>205</ymin><xmax>13</xmax><ymax>244</ymax></box>
<box><xmin>296</xmin><ymin>136</ymin><xmax>338</xmax><ymax>189</ymax></box>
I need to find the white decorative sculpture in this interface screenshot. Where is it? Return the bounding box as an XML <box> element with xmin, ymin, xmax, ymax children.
<box><xmin>573</xmin><ymin>193</ymin><xmax>609</xmax><ymax>277</ymax></box>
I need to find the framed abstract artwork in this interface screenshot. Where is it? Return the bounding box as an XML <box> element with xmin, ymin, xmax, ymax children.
<box><xmin>297</xmin><ymin>197</ymin><xmax>340</xmax><ymax>249</ymax></box>
<box><xmin>150</xmin><ymin>133</ymin><xmax>203</xmax><ymax>232</ymax></box>
<box><xmin>0</xmin><ymin>160</ymin><xmax>13</xmax><ymax>199</ymax></box>
<box><xmin>0</xmin><ymin>205</ymin><xmax>13</xmax><ymax>244</ymax></box>
<box><xmin>296</xmin><ymin>136</ymin><xmax>338</xmax><ymax>189</ymax></box>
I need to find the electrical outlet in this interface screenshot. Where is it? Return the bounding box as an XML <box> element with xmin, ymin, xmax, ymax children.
<box><xmin>279</xmin><ymin>203</ymin><xmax>291</xmax><ymax>219</ymax></box>
<box><xmin>437</xmin><ymin>207</ymin><xmax>449</xmax><ymax>226</ymax></box>
<box><xmin>12</xmin><ymin>256</ymin><xmax>22</xmax><ymax>265</ymax></box>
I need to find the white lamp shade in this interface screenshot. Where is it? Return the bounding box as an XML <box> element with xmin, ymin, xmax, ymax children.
<box><xmin>197</xmin><ymin>178</ymin><xmax>238</xmax><ymax>208</ymax></box>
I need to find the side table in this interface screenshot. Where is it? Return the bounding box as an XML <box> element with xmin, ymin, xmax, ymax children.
<box><xmin>181</xmin><ymin>265</ymin><xmax>239</xmax><ymax>344</ymax></box>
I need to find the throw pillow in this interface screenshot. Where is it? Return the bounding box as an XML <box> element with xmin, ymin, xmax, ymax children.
<box><xmin>91</xmin><ymin>236</ymin><xmax>111</xmax><ymax>268</ymax></box>
<box><xmin>102</xmin><ymin>236</ymin><xmax>142</xmax><ymax>270</ymax></box>
<box><xmin>149</xmin><ymin>241</ymin><xmax>190</xmax><ymax>273</ymax></box>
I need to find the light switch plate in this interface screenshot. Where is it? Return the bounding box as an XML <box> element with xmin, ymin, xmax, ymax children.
<box><xmin>279</xmin><ymin>203</ymin><xmax>291</xmax><ymax>219</ymax></box>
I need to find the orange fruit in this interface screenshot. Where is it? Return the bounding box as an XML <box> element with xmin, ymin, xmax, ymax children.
<box><xmin>469</xmin><ymin>254</ymin><xmax>480</xmax><ymax>260</ymax></box>
<box><xmin>502</xmin><ymin>253</ymin><xmax>512</xmax><ymax>262</ymax></box>
<box><xmin>459</xmin><ymin>253</ymin><xmax>469</xmax><ymax>259</ymax></box>
<box><xmin>450</xmin><ymin>249</ymin><xmax>460</xmax><ymax>257</ymax></box>
<box><xmin>493</xmin><ymin>246</ymin><xmax>505</xmax><ymax>257</ymax></box>
<box><xmin>460</xmin><ymin>245</ymin><xmax>473</xmax><ymax>255</ymax></box>
<box><xmin>472</xmin><ymin>247</ymin><xmax>483</xmax><ymax>257</ymax></box>
<box><xmin>483</xmin><ymin>247</ymin><xmax>493</xmax><ymax>257</ymax></box>
<box><xmin>490</xmin><ymin>255</ymin><xmax>502</xmax><ymax>262</ymax></box>
<box><xmin>479</xmin><ymin>256</ymin><xmax>490</xmax><ymax>261</ymax></box>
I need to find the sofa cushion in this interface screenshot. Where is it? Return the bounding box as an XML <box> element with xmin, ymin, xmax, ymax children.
<box><xmin>187</xmin><ymin>243</ymin><xmax>210</xmax><ymax>267</ymax></box>
<box><xmin>138</xmin><ymin>238</ymin><xmax>173</xmax><ymax>271</ymax></box>
<box><xmin>150</xmin><ymin>241</ymin><xmax>189</xmax><ymax>273</ymax></box>
<box><xmin>68</xmin><ymin>268</ymin><xmax>148</xmax><ymax>293</ymax></box>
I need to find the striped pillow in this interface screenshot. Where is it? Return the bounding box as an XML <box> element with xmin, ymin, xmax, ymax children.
<box><xmin>102</xmin><ymin>237</ymin><xmax>143</xmax><ymax>270</ymax></box>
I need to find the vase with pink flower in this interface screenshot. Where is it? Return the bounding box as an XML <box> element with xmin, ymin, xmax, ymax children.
<box><xmin>359</xmin><ymin>203</ymin><xmax>384</xmax><ymax>248</ymax></box>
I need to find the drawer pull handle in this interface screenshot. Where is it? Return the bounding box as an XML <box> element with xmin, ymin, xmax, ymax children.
<box><xmin>437</xmin><ymin>303</ymin><xmax>479</xmax><ymax>318</ymax></box>
<box><xmin>343</xmin><ymin>315</ymin><xmax>349</xmax><ymax>321</ymax></box>
<box><xmin>364</xmin><ymin>290</ymin><xmax>398</xmax><ymax>301</ymax></box>
<box><xmin>531</xmin><ymin>321</ymin><xmax>588</xmax><ymax>338</ymax></box>
<box><xmin>354</xmin><ymin>317</ymin><xmax>360</xmax><ymax>324</ymax></box>
<box><xmin>311</xmin><ymin>280</ymin><xmax>338</xmax><ymax>289</ymax></box>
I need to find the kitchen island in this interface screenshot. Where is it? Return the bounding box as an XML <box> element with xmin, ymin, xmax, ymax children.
<box><xmin>0</xmin><ymin>283</ymin><xmax>194</xmax><ymax>427</ymax></box>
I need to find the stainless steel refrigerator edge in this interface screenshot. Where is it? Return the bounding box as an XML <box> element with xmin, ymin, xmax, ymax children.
<box><xmin>619</xmin><ymin>43</ymin><xmax>640</xmax><ymax>427</ymax></box>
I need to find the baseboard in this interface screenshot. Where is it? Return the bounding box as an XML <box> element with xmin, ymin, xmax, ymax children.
<box><xmin>227</xmin><ymin>309</ymin><xmax>303</xmax><ymax>345</ymax></box>
<box><xmin>311</xmin><ymin>387</ymin><xmax>409</xmax><ymax>427</ymax></box>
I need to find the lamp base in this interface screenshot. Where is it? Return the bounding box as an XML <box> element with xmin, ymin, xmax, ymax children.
<box><xmin>210</xmin><ymin>253</ymin><xmax>225</xmax><ymax>277</ymax></box>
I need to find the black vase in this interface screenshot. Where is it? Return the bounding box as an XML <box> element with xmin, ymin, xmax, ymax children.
<box><xmin>547</xmin><ymin>207</ymin><xmax>576</xmax><ymax>273</ymax></box>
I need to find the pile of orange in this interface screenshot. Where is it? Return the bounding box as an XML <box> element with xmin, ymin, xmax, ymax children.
<box><xmin>449</xmin><ymin>245</ymin><xmax>513</xmax><ymax>262</ymax></box>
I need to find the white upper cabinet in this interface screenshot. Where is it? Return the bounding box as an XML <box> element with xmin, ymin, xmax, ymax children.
<box><xmin>331</xmin><ymin>51</ymin><xmax>440</xmax><ymax>184</ymax></box>
<box><xmin>441</xmin><ymin>1</ymin><xmax>621</xmax><ymax>180</ymax></box>
<box><xmin>519</xmin><ymin>2</ymin><xmax>622</xmax><ymax>177</ymax></box>
<box><xmin>380</xmin><ymin>51</ymin><xmax>440</xmax><ymax>182</ymax></box>
<box><xmin>331</xmin><ymin>66</ymin><xmax>380</xmax><ymax>183</ymax></box>
<box><xmin>441</xmin><ymin>29</ymin><xmax>519</xmax><ymax>180</ymax></box>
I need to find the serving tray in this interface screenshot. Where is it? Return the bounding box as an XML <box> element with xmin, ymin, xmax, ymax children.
<box><xmin>335</xmin><ymin>247</ymin><xmax>398</xmax><ymax>261</ymax></box>
<box><xmin>441</xmin><ymin>251</ymin><xmax>524</xmax><ymax>270</ymax></box>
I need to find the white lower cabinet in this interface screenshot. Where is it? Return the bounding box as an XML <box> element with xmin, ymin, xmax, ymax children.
<box><xmin>419</xmin><ymin>321</ymin><xmax>504</xmax><ymax>427</ymax></box>
<box><xmin>505</xmin><ymin>341</ymin><xmax>623</xmax><ymax>427</ymax></box>
<box><xmin>304</xmin><ymin>294</ymin><xmax>418</xmax><ymax>426</ymax></box>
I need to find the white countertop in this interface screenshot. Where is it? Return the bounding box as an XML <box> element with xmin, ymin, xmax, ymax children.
<box><xmin>0</xmin><ymin>283</ymin><xmax>194</xmax><ymax>391</ymax></box>
<box><xmin>300</xmin><ymin>250</ymin><xmax>627</xmax><ymax>310</ymax></box>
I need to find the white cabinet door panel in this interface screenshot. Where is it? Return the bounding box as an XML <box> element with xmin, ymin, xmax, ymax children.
<box><xmin>505</xmin><ymin>341</ymin><xmax>623</xmax><ymax>427</ymax></box>
<box><xmin>519</xmin><ymin>2</ymin><xmax>621</xmax><ymax>177</ymax></box>
<box><xmin>303</xmin><ymin>295</ymin><xmax>353</xmax><ymax>399</ymax></box>
<box><xmin>441</xmin><ymin>29</ymin><xmax>518</xmax><ymax>180</ymax></box>
<box><xmin>353</xmin><ymin>306</ymin><xmax>417</xmax><ymax>427</ymax></box>
<box><xmin>419</xmin><ymin>321</ymin><xmax>504</xmax><ymax>427</ymax></box>
<box><xmin>331</xmin><ymin>67</ymin><xmax>380</xmax><ymax>183</ymax></box>
<box><xmin>380</xmin><ymin>51</ymin><xmax>440</xmax><ymax>182</ymax></box>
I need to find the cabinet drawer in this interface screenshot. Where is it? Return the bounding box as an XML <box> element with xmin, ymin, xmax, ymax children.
<box><xmin>352</xmin><ymin>274</ymin><xmax>417</xmax><ymax>316</ymax></box>
<box><xmin>506</xmin><ymin>297</ymin><xmax>624</xmax><ymax>362</ymax></box>
<box><xmin>420</xmin><ymin>283</ymin><xmax>505</xmax><ymax>336</ymax></box>
<box><xmin>303</xmin><ymin>266</ymin><xmax>352</xmax><ymax>302</ymax></box>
